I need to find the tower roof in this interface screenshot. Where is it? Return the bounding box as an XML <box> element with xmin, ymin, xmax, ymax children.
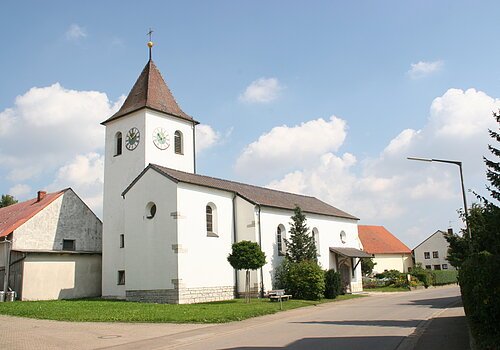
<box><xmin>102</xmin><ymin>60</ymin><xmax>198</xmax><ymax>125</ymax></box>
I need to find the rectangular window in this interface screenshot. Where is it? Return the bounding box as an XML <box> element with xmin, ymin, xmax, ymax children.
<box><xmin>425</xmin><ymin>265</ymin><xmax>431</xmax><ymax>270</ymax></box>
<box><xmin>120</xmin><ymin>234</ymin><xmax>124</xmax><ymax>248</ymax></box>
<box><xmin>433</xmin><ymin>265</ymin><xmax>441</xmax><ymax>270</ymax></box>
<box><xmin>442</xmin><ymin>264</ymin><xmax>448</xmax><ymax>270</ymax></box>
<box><xmin>118</xmin><ymin>270</ymin><xmax>125</xmax><ymax>285</ymax></box>
<box><xmin>62</xmin><ymin>239</ymin><xmax>75</xmax><ymax>251</ymax></box>
<box><xmin>432</xmin><ymin>251</ymin><xmax>439</xmax><ymax>258</ymax></box>
<box><xmin>424</xmin><ymin>252</ymin><xmax>430</xmax><ymax>259</ymax></box>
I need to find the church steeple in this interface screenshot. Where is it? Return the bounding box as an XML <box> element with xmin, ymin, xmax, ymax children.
<box><xmin>102</xmin><ymin>59</ymin><xmax>198</xmax><ymax>125</ymax></box>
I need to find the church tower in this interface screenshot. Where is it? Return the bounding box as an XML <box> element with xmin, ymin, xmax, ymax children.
<box><xmin>101</xmin><ymin>41</ymin><xmax>198</xmax><ymax>298</ymax></box>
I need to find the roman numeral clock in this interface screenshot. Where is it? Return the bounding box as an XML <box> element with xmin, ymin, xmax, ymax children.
<box><xmin>125</xmin><ymin>127</ymin><xmax>140</xmax><ymax>151</ymax></box>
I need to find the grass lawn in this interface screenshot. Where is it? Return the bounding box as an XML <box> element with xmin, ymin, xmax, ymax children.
<box><xmin>364</xmin><ymin>286</ymin><xmax>410</xmax><ymax>292</ymax></box>
<box><xmin>0</xmin><ymin>294</ymin><xmax>363</xmax><ymax>323</ymax></box>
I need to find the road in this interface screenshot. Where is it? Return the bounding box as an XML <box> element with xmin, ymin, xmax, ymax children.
<box><xmin>0</xmin><ymin>285</ymin><xmax>464</xmax><ymax>350</ymax></box>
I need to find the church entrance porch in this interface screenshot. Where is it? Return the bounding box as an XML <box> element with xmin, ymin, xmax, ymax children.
<box><xmin>329</xmin><ymin>247</ymin><xmax>373</xmax><ymax>293</ymax></box>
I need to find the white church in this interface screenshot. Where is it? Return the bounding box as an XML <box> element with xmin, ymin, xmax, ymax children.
<box><xmin>101</xmin><ymin>43</ymin><xmax>369</xmax><ymax>304</ymax></box>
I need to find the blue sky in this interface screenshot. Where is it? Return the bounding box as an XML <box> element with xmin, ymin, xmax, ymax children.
<box><xmin>1</xmin><ymin>1</ymin><xmax>499</xmax><ymax>247</ymax></box>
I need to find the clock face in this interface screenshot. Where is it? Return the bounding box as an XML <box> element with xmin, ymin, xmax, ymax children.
<box><xmin>153</xmin><ymin>127</ymin><xmax>170</xmax><ymax>150</ymax></box>
<box><xmin>125</xmin><ymin>127</ymin><xmax>140</xmax><ymax>151</ymax></box>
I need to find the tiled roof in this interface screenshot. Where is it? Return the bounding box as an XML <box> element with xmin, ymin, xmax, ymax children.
<box><xmin>358</xmin><ymin>225</ymin><xmax>411</xmax><ymax>254</ymax></box>
<box><xmin>102</xmin><ymin>60</ymin><xmax>198</xmax><ymax>125</ymax></box>
<box><xmin>0</xmin><ymin>190</ymin><xmax>66</xmax><ymax>238</ymax></box>
<box><xmin>124</xmin><ymin>164</ymin><xmax>359</xmax><ymax>220</ymax></box>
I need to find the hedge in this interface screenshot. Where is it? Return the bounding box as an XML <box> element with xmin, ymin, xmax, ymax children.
<box><xmin>324</xmin><ymin>269</ymin><xmax>342</xmax><ymax>299</ymax></box>
<box><xmin>431</xmin><ymin>270</ymin><xmax>458</xmax><ymax>285</ymax></box>
<box><xmin>459</xmin><ymin>252</ymin><xmax>500</xmax><ymax>349</ymax></box>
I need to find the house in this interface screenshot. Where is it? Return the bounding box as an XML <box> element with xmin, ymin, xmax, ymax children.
<box><xmin>358</xmin><ymin>225</ymin><xmax>413</xmax><ymax>273</ymax></box>
<box><xmin>413</xmin><ymin>230</ymin><xmax>455</xmax><ymax>271</ymax></box>
<box><xmin>0</xmin><ymin>188</ymin><xmax>102</xmax><ymax>300</ymax></box>
<box><xmin>101</xmin><ymin>44</ymin><xmax>369</xmax><ymax>304</ymax></box>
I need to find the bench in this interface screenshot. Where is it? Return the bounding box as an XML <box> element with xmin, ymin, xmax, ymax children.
<box><xmin>267</xmin><ymin>289</ymin><xmax>292</xmax><ymax>302</ymax></box>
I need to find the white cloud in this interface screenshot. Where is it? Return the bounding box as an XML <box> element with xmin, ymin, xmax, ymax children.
<box><xmin>241</xmin><ymin>88</ymin><xmax>498</xmax><ymax>247</ymax></box>
<box><xmin>239</xmin><ymin>78</ymin><xmax>283</xmax><ymax>103</ymax></box>
<box><xmin>235</xmin><ymin>116</ymin><xmax>347</xmax><ymax>181</ymax></box>
<box><xmin>8</xmin><ymin>184</ymin><xmax>31</xmax><ymax>199</ymax></box>
<box><xmin>407</xmin><ymin>60</ymin><xmax>443</xmax><ymax>79</ymax></box>
<box><xmin>196</xmin><ymin>124</ymin><xmax>221</xmax><ymax>153</ymax></box>
<box><xmin>65</xmin><ymin>24</ymin><xmax>87</xmax><ymax>41</ymax></box>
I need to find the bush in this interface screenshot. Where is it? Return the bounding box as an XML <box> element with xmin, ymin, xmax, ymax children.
<box><xmin>281</xmin><ymin>260</ymin><xmax>325</xmax><ymax>300</ymax></box>
<box><xmin>431</xmin><ymin>270</ymin><xmax>458</xmax><ymax>285</ymax></box>
<box><xmin>324</xmin><ymin>269</ymin><xmax>342</xmax><ymax>299</ymax></box>
<box><xmin>375</xmin><ymin>269</ymin><xmax>403</xmax><ymax>282</ymax></box>
<box><xmin>460</xmin><ymin>252</ymin><xmax>500</xmax><ymax>350</ymax></box>
<box><xmin>410</xmin><ymin>264</ymin><xmax>434</xmax><ymax>288</ymax></box>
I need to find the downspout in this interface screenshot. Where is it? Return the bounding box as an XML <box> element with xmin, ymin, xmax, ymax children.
<box><xmin>256</xmin><ymin>205</ymin><xmax>264</xmax><ymax>298</ymax></box>
<box><xmin>192</xmin><ymin>123</ymin><xmax>196</xmax><ymax>174</ymax></box>
<box><xmin>1</xmin><ymin>239</ymin><xmax>11</xmax><ymax>293</ymax></box>
<box><xmin>232</xmin><ymin>193</ymin><xmax>238</xmax><ymax>297</ymax></box>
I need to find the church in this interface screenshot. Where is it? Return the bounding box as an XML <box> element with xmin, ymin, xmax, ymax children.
<box><xmin>101</xmin><ymin>41</ymin><xmax>368</xmax><ymax>304</ymax></box>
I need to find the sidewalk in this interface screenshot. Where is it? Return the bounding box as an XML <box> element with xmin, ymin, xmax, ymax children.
<box><xmin>413</xmin><ymin>300</ymin><xmax>470</xmax><ymax>350</ymax></box>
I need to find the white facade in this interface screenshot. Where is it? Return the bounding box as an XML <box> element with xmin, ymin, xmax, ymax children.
<box><xmin>371</xmin><ymin>254</ymin><xmax>413</xmax><ymax>274</ymax></box>
<box><xmin>413</xmin><ymin>230</ymin><xmax>455</xmax><ymax>271</ymax></box>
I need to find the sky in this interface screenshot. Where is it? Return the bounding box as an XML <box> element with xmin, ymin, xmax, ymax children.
<box><xmin>1</xmin><ymin>1</ymin><xmax>499</xmax><ymax>248</ymax></box>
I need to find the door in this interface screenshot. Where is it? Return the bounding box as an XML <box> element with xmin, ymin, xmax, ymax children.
<box><xmin>340</xmin><ymin>263</ymin><xmax>351</xmax><ymax>294</ymax></box>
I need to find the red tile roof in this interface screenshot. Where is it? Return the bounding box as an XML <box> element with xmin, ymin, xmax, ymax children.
<box><xmin>358</xmin><ymin>225</ymin><xmax>411</xmax><ymax>254</ymax></box>
<box><xmin>0</xmin><ymin>190</ymin><xmax>66</xmax><ymax>238</ymax></box>
<box><xmin>123</xmin><ymin>164</ymin><xmax>359</xmax><ymax>220</ymax></box>
<box><xmin>102</xmin><ymin>59</ymin><xmax>198</xmax><ymax>125</ymax></box>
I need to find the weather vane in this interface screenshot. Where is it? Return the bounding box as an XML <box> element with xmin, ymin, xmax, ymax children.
<box><xmin>147</xmin><ymin>28</ymin><xmax>154</xmax><ymax>60</ymax></box>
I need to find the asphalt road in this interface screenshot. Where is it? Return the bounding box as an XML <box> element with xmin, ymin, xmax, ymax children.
<box><xmin>0</xmin><ymin>285</ymin><xmax>464</xmax><ymax>350</ymax></box>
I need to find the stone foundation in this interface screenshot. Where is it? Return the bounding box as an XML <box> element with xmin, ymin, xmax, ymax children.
<box><xmin>126</xmin><ymin>289</ymin><xmax>178</xmax><ymax>303</ymax></box>
<box><xmin>126</xmin><ymin>285</ymin><xmax>235</xmax><ymax>304</ymax></box>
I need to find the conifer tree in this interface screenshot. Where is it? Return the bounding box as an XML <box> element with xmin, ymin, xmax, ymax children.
<box><xmin>285</xmin><ymin>206</ymin><xmax>317</xmax><ymax>263</ymax></box>
<box><xmin>484</xmin><ymin>110</ymin><xmax>500</xmax><ymax>202</ymax></box>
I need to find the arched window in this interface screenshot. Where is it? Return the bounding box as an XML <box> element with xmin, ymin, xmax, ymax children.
<box><xmin>313</xmin><ymin>227</ymin><xmax>320</xmax><ymax>256</ymax></box>
<box><xmin>145</xmin><ymin>202</ymin><xmax>156</xmax><ymax>219</ymax></box>
<box><xmin>115</xmin><ymin>132</ymin><xmax>122</xmax><ymax>156</ymax></box>
<box><xmin>277</xmin><ymin>224</ymin><xmax>286</xmax><ymax>256</ymax></box>
<box><xmin>206</xmin><ymin>203</ymin><xmax>218</xmax><ymax>237</ymax></box>
<box><xmin>174</xmin><ymin>130</ymin><xmax>183</xmax><ymax>155</ymax></box>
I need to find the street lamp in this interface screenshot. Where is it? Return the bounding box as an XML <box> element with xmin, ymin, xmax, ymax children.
<box><xmin>407</xmin><ymin>157</ymin><xmax>472</xmax><ymax>240</ymax></box>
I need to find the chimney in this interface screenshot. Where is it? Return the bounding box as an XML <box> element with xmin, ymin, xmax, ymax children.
<box><xmin>37</xmin><ymin>191</ymin><xmax>47</xmax><ymax>202</ymax></box>
<box><xmin>447</xmin><ymin>228</ymin><xmax>453</xmax><ymax>235</ymax></box>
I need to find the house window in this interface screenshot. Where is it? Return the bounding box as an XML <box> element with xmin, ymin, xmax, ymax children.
<box><xmin>277</xmin><ymin>224</ymin><xmax>286</xmax><ymax>256</ymax></box>
<box><xmin>434</xmin><ymin>265</ymin><xmax>441</xmax><ymax>270</ymax></box>
<box><xmin>425</xmin><ymin>265</ymin><xmax>432</xmax><ymax>270</ymax></box>
<box><xmin>340</xmin><ymin>230</ymin><xmax>347</xmax><ymax>244</ymax></box>
<box><xmin>145</xmin><ymin>202</ymin><xmax>156</xmax><ymax>219</ymax></box>
<box><xmin>174</xmin><ymin>130</ymin><xmax>183</xmax><ymax>154</ymax></box>
<box><xmin>313</xmin><ymin>227</ymin><xmax>320</xmax><ymax>256</ymax></box>
<box><xmin>432</xmin><ymin>251</ymin><xmax>439</xmax><ymax>258</ymax></box>
<box><xmin>118</xmin><ymin>270</ymin><xmax>125</xmax><ymax>285</ymax></box>
<box><xmin>115</xmin><ymin>132</ymin><xmax>122</xmax><ymax>156</ymax></box>
<box><xmin>120</xmin><ymin>234</ymin><xmax>124</xmax><ymax>248</ymax></box>
<box><xmin>206</xmin><ymin>203</ymin><xmax>218</xmax><ymax>237</ymax></box>
<box><xmin>62</xmin><ymin>239</ymin><xmax>75</xmax><ymax>251</ymax></box>
<box><xmin>442</xmin><ymin>264</ymin><xmax>448</xmax><ymax>270</ymax></box>
<box><xmin>424</xmin><ymin>252</ymin><xmax>430</xmax><ymax>259</ymax></box>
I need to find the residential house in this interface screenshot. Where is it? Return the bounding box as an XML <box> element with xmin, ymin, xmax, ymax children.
<box><xmin>413</xmin><ymin>230</ymin><xmax>455</xmax><ymax>271</ymax></box>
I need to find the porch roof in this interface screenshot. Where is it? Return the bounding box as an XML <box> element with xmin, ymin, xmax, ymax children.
<box><xmin>329</xmin><ymin>247</ymin><xmax>373</xmax><ymax>258</ymax></box>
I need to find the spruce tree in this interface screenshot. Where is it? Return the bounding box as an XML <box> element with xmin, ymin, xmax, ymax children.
<box><xmin>484</xmin><ymin>110</ymin><xmax>500</xmax><ymax>202</ymax></box>
<box><xmin>285</xmin><ymin>206</ymin><xmax>317</xmax><ymax>263</ymax></box>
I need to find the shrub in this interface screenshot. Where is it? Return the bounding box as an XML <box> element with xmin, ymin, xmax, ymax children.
<box><xmin>283</xmin><ymin>260</ymin><xmax>325</xmax><ymax>300</ymax></box>
<box><xmin>324</xmin><ymin>269</ymin><xmax>342</xmax><ymax>299</ymax></box>
<box><xmin>410</xmin><ymin>264</ymin><xmax>434</xmax><ymax>288</ymax></box>
<box><xmin>431</xmin><ymin>270</ymin><xmax>458</xmax><ymax>285</ymax></box>
<box><xmin>459</xmin><ymin>252</ymin><xmax>500</xmax><ymax>350</ymax></box>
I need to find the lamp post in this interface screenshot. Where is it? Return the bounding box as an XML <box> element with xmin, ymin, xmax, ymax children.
<box><xmin>407</xmin><ymin>157</ymin><xmax>472</xmax><ymax>241</ymax></box>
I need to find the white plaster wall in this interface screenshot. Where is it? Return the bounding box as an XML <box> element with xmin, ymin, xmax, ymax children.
<box><xmin>21</xmin><ymin>253</ymin><xmax>101</xmax><ymax>300</ymax></box>
<box><xmin>414</xmin><ymin>231</ymin><xmax>455</xmax><ymax>270</ymax></box>
<box><xmin>176</xmin><ymin>183</ymin><xmax>235</xmax><ymax>289</ymax></box>
<box><xmin>12</xmin><ymin>190</ymin><xmax>101</xmax><ymax>252</ymax></box>
<box><xmin>372</xmin><ymin>254</ymin><xmax>413</xmax><ymax>274</ymax></box>
<box><xmin>123</xmin><ymin>169</ymin><xmax>178</xmax><ymax>290</ymax></box>
<box><xmin>258</xmin><ymin>207</ymin><xmax>361</xmax><ymax>293</ymax></box>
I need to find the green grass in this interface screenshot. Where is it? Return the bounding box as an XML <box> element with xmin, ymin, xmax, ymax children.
<box><xmin>364</xmin><ymin>286</ymin><xmax>410</xmax><ymax>292</ymax></box>
<box><xmin>0</xmin><ymin>294</ymin><xmax>363</xmax><ymax>323</ymax></box>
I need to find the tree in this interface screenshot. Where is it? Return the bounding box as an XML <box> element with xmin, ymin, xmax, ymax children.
<box><xmin>0</xmin><ymin>194</ymin><xmax>17</xmax><ymax>208</ymax></box>
<box><xmin>484</xmin><ymin>110</ymin><xmax>500</xmax><ymax>202</ymax></box>
<box><xmin>285</xmin><ymin>206</ymin><xmax>317</xmax><ymax>263</ymax></box>
<box><xmin>227</xmin><ymin>240</ymin><xmax>266</xmax><ymax>303</ymax></box>
<box><xmin>361</xmin><ymin>258</ymin><xmax>376</xmax><ymax>276</ymax></box>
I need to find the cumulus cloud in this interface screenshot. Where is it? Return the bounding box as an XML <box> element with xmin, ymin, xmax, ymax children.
<box><xmin>244</xmin><ymin>88</ymin><xmax>498</xmax><ymax>247</ymax></box>
<box><xmin>239</xmin><ymin>78</ymin><xmax>283</xmax><ymax>103</ymax></box>
<box><xmin>235</xmin><ymin>116</ymin><xmax>347</xmax><ymax>181</ymax></box>
<box><xmin>196</xmin><ymin>124</ymin><xmax>221</xmax><ymax>153</ymax></box>
<box><xmin>407</xmin><ymin>60</ymin><xmax>443</xmax><ymax>79</ymax></box>
<box><xmin>66</xmin><ymin>24</ymin><xmax>87</xmax><ymax>40</ymax></box>
<box><xmin>8</xmin><ymin>184</ymin><xmax>32</xmax><ymax>199</ymax></box>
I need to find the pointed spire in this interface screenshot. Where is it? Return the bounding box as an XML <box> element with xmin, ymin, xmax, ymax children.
<box><xmin>102</xmin><ymin>59</ymin><xmax>197</xmax><ymax>125</ymax></box>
